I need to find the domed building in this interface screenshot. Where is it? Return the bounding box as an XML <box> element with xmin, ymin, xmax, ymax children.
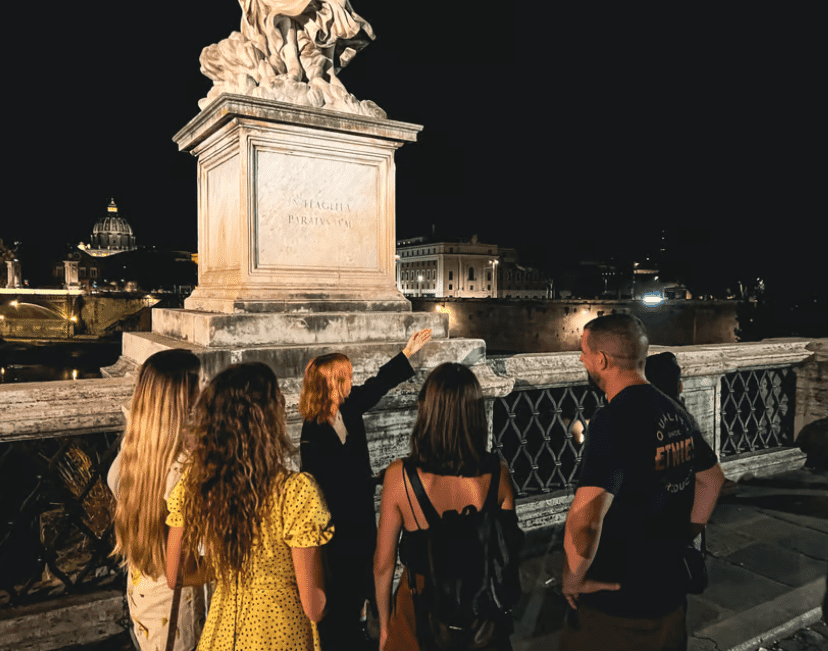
<box><xmin>87</xmin><ymin>199</ymin><xmax>136</xmax><ymax>257</ymax></box>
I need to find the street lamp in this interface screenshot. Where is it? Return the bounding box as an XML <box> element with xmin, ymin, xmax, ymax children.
<box><xmin>417</xmin><ymin>274</ymin><xmax>424</xmax><ymax>297</ymax></box>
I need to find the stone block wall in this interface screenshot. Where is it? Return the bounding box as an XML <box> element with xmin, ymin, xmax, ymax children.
<box><xmin>411</xmin><ymin>298</ymin><xmax>739</xmax><ymax>353</ymax></box>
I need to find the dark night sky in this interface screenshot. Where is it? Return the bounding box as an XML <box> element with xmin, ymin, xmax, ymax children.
<box><xmin>4</xmin><ymin>3</ymin><xmax>822</xmax><ymax>290</ymax></box>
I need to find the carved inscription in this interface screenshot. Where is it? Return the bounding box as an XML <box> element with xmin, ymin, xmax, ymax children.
<box><xmin>288</xmin><ymin>198</ymin><xmax>352</xmax><ymax>228</ymax></box>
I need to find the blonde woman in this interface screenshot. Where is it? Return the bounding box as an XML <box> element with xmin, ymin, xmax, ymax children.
<box><xmin>108</xmin><ymin>349</ymin><xmax>203</xmax><ymax>651</ymax></box>
<box><xmin>299</xmin><ymin>329</ymin><xmax>432</xmax><ymax>649</ymax></box>
<box><xmin>166</xmin><ymin>362</ymin><xmax>333</xmax><ymax>651</ymax></box>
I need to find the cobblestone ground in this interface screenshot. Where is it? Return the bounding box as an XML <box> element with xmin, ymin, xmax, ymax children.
<box><xmin>758</xmin><ymin>619</ymin><xmax>828</xmax><ymax>651</ymax></box>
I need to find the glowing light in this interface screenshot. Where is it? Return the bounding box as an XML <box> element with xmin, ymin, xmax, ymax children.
<box><xmin>10</xmin><ymin>300</ymin><xmax>18</xmax><ymax>308</ymax></box>
<box><xmin>72</xmin><ymin>369</ymin><xmax>78</xmax><ymax>380</ymax></box>
<box><xmin>70</xmin><ymin>316</ymin><xmax>77</xmax><ymax>322</ymax></box>
<box><xmin>642</xmin><ymin>292</ymin><xmax>665</xmax><ymax>306</ymax></box>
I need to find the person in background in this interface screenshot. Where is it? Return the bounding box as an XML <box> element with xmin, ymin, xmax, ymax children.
<box><xmin>560</xmin><ymin>314</ymin><xmax>725</xmax><ymax>651</ymax></box>
<box><xmin>645</xmin><ymin>351</ymin><xmax>683</xmax><ymax>403</ymax></box>
<box><xmin>299</xmin><ymin>329</ymin><xmax>432</xmax><ymax>650</ymax></box>
<box><xmin>109</xmin><ymin>349</ymin><xmax>204</xmax><ymax>651</ymax></box>
<box><xmin>166</xmin><ymin>362</ymin><xmax>333</xmax><ymax>651</ymax></box>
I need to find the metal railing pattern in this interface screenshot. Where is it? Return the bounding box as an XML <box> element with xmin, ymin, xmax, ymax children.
<box><xmin>493</xmin><ymin>384</ymin><xmax>604</xmax><ymax>497</ymax></box>
<box><xmin>720</xmin><ymin>367</ymin><xmax>796</xmax><ymax>456</ymax></box>
<box><xmin>0</xmin><ymin>432</ymin><xmax>123</xmax><ymax>607</ymax></box>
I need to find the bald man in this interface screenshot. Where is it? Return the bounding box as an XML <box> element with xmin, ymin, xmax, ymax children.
<box><xmin>560</xmin><ymin>314</ymin><xmax>724</xmax><ymax>651</ymax></box>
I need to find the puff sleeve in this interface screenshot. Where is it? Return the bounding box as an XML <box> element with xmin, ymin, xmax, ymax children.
<box><xmin>165</xmin><ymin>476</ymin><xmax>185</xmax><ymax>528</ymax></box>
<box><xmin>281</xmin><ymin>472</ymin><xmax>334</xmax><ymax>548</ymax></box>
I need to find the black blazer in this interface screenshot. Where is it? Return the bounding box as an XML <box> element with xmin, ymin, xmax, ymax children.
<box><xmin>300</xmin><ymin>352</ymin><xmax>415</xmax><ymax>550</ymax></box>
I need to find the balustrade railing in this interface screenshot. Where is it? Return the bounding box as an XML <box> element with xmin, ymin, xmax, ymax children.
<box><xmin>0</xmin><ymin>431</ymin><xmax>123</xmax><ymax>608</ymax></box>
<box><xmin>492</xmin><ymin>385</ymin><xmax>603</xmax><ymax>497</ymax></box>
<box><xmin>0</xmin><ymin>339</ymin><xmax>815</xmax><ymax>623</ymax></box>
<box><xmin>720</xmin><ymin>366</ymin><xmax>796</xmax><ymax>457</ymax></box>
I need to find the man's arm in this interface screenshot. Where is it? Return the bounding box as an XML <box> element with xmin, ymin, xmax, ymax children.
<box><xmin>562</xmin><ymin>486</ymin><xmax>620</xmax><ymax>609</ymax></box>
<box><xmin>690</xmin><ymin>463</ymin><xmax>725</xmax><ymax>537</ymax></box>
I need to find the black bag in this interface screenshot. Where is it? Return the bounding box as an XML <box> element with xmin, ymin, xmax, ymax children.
<box><xmin>402</xmin><ymin>456</ymin><xmax>524</xmax><ymax>651</ymax></box>
<box><xmin>682</xmin><ymin>529</ymin><xmax>708</xmax><ymax>595</ymax></box>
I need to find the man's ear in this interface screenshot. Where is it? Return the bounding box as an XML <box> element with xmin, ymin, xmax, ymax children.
<box><xmin>598</xmin><ymin>351</ymin><xmax>610</xmax><ymax>370</ymax></box>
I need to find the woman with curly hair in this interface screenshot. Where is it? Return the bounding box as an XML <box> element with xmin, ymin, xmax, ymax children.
<box><xmin>166</xmin><ymin>362</ymin><xmax>333</xmax><ymax>651</ymax></box>
<box><xmin>108</xmin><ymin>349</ymin><xmax>204</xmax><ymax>651</ymax></box>
<box><xmin>299</xmin><ymin>329</ymin><xmax>432</xmax><ymax>649</ymax></box>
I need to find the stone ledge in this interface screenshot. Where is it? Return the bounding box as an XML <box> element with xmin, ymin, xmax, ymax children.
<box><xmin>489</xmin><ymin>340</ymin><xmax>814</xmax><ymax>392</ymax></box>
<box><xmin>721</xmin><ymin>448</ymin><xmax>808</xmax><ymax>482</ymax></box>
<box><xmin>150</xmin><ymin>308</ymin><xmax>448</xmax><ymax>348</ymax></box>
<box><xmin>0</xmin><ymin>378</ymin><xmax>132</xmax><ymax>442</ymax></box>
<box><xmin>0</xmin><ymin>590</ymin><xmax>125</xmax><ymax>651</ymax></box>
<box><xmin>174</xmin><ymin>93</ymin><xmax>423</xmax><ymax>153</ymax></box>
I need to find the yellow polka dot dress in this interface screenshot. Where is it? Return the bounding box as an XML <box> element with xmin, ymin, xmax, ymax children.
<box><xmin>166</xmin><ymin>472</ymin><xmax>334</xmax><ymax>651</ymax></box>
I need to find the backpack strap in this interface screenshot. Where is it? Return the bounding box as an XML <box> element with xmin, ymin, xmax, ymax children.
<box><xmin>482</xmin><ymin>453</ymin><xmax>502</xmax><ymax>512</ymax></box>
<box><xmin>402</xmin><ymin>458</ymin><xmax>442</xmax><ymax>528</ymax></box>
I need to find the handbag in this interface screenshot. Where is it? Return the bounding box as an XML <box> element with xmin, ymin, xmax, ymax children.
<box><xmin>682</xmin><ymin>529</ymin><xmax>708</xmax><ymax>595</ymax></box>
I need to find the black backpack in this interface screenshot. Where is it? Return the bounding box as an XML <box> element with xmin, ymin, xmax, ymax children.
<box><xmin>402</xmin><ymin>456</ymin><xmax>524</xmax><ymax>650</ymax></box>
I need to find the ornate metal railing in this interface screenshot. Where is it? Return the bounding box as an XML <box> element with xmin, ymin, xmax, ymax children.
<box><xmin>0</xmin><ymin>431</ymin><xmax>123</xmax><ymax>608</ymax></box>
<box><xmin>493</xmin><ymin>385</ymin><xmax>604</xmax><ymax>497</ymax></box>
<box><xmin>720</xmin><ymin>367</ymin><xmax>796</xmax><ymax>457</ymax></box>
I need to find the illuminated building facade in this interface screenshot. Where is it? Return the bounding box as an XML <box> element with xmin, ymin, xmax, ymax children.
<box><xmin>396</xmin><ymin>236</ymin><xmax>548</xmax><ymax>299</ymax></box>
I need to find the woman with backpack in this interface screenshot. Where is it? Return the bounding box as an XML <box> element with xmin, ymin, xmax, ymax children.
<box><xmin>165</xmin><ymin>362</ymin><xmax>334</xmax><ymax>651</ymax></box>
<box><xmin>374</xmin><ymin>363</ymin><xmax>522</xmax><ymax>651</ymax></box>
<box><xmin>108</xmin><ymin>349</ymin><xmax>204</xmax><ymax>651</ymax></box>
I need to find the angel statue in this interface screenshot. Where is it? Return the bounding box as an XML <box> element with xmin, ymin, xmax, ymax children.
<box><xmin>199</xmin><ymin>0</ymin><xmax>385</xmax><ymax>117</ymax></box>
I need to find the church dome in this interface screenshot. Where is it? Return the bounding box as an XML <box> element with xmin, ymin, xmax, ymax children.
<box><xmin>89</xmin><ymin>199</ymin><xmax>136</xmax><ymax>255</ymax></box>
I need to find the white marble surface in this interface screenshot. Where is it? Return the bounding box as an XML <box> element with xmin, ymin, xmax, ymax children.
<box><xmin>176</xmin><ymin>96</ymin><xmax>420</xmax><ymax>314</ymax></box>
<box><xmin>197</xmin><ymin>1</ymin><xmax>384</xmax><ymax>117</ymax></box>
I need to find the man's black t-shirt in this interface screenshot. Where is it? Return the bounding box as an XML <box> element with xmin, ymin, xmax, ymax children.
<box><xmin>577</xmin><ymin>383</ymin><xmax>717</xmax><ymax>618</ymax></box>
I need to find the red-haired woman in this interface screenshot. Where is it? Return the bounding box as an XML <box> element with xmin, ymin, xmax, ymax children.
<box><xmin>299</xmin><ymin>329</ymin><xmax>432</xmax><ymax>650</ymax></box>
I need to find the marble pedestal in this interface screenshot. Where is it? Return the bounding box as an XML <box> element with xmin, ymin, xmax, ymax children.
<box><xmin>121</xmin><ymin>96</ymin><xmax>486</xmax><ymax>381</ymax></box>
<box><xmin>117</xmin><ymin>96</ymin><xmax>512</xmax><ymax>453</ymax></box>
<box><xmin>175</xmin><ymin>94</ymin><xmax>421</xmax><ymax>315</ymax></box>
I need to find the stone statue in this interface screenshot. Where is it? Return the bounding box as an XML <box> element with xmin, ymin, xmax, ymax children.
<box><xmin>199</xmin><ymin>0</ymin><xmax>386</xmax><ymax>117</ymax></box>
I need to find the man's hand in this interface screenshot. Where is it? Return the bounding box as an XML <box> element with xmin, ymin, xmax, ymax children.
<box><xmin>562</xmin><ymin>564</ymin><xmax>620</xmax><ymax>610</ymax></box>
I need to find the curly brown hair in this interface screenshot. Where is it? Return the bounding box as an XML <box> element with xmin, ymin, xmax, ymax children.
<box><xmin>181</xmin><ymin>362</ymin><xmax>293</xmax><ymax>578</ymax></box>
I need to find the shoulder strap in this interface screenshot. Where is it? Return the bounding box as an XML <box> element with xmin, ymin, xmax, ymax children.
<box><xmin>402</xmin><ymin>463</ymin><xmax>423</xmax><ymax>531</ymax></box>
<box><xmin>482</xmin><ymin>454</ymin><xmax>501</xmax><ymax>511</ymax></box>
<box><xmin>402</xmin><ymin>458</ymin><xmax>441</xmax><ymax>528</ymax></box>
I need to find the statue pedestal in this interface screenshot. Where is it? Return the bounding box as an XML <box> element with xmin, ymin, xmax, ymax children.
<box><xmin>121</xmin><ymin>96</ymin><xmax>469</xmax><ymax>382</ymax></box>
<box><xmin>176</xmin><ymin>94</ymin><xmax>420</xmax><ymax>315</ymax></box>
<box><xmin>114</xmin><ymin>95</ymin><xmax>512</xmax><ymax>458</ymax></box>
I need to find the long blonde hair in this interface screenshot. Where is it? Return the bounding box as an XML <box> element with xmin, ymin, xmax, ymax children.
<box><xmin>111</xmin><ymin>349</ymin><xmax>201</xmax><ymax>578</ymax></box>
<box><xmin>182</xmin><ymin>362</ymin><xmax>293</xmax><ymax>579</ymax></box>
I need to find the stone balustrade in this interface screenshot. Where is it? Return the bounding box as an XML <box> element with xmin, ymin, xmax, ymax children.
<box><xmin>0</xmin><ymin>338</ymin><xmax>821</xmax><ymax>649</ymax></box>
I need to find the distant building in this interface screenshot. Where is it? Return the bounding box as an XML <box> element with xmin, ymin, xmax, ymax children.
<box><xmin>396</xmin><ymin>236</ymin><xmax>548</xmax><ymax>299</ymax></box>
<box><xmin>497</xmin><ymin>248</ymin><xmax>549</xmax><ymax>299</ymax></box>
<box><xmin>85</xmin><ymin>199</ymin><xmax>137</xmax><ymax>257</ymax></box>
